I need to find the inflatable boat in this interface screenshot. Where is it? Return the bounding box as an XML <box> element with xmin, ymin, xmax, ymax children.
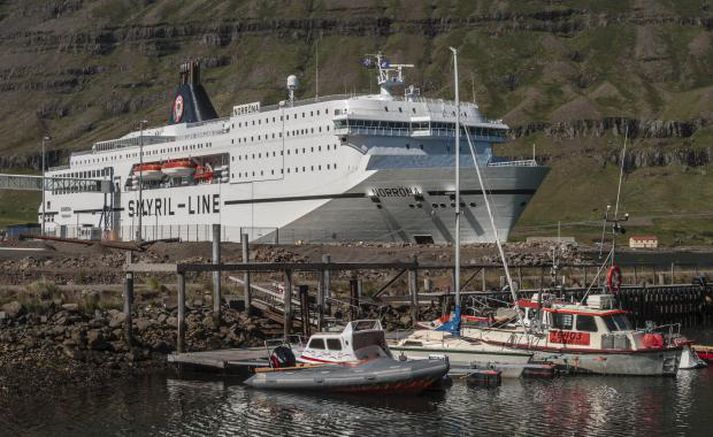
<box><xmin>244</xmin><ymin>356</ymin><xmax>449</xmax><ymax>394</ymax></box>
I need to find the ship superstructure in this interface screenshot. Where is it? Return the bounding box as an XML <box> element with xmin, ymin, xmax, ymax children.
<box><xmin>41</xmin><ymin>55</ymin><xmax>548</xmax><ymax>243</ymax></box>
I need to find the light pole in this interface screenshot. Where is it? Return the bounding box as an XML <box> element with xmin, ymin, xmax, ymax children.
<box><xmin>136</xmin><ymin>119</ymin><xmax>148</xmax><ymax>242</ymax></box>
<box><xmin>41</xmin><ymin>135</ymin><xmax>51</xmax><ymax>236</ymax></box>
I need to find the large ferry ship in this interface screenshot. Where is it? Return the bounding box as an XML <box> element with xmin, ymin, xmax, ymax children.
<box><xmin>40</xmin><ymin>54</ymin><xmax>548</xmax><ymax>244</ymax></box>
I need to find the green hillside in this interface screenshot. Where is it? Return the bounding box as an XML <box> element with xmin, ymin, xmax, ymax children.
<box><xmin>1</xmin><ymin>0</ymin><xmax>712</xmax><ymax>245</ymax></box>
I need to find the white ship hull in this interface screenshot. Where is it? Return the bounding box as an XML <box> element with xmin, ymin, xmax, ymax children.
<box><xmin>39</xmin><ymin>58</ymin><xmax>548</xmax><ymax>243</ymax></box>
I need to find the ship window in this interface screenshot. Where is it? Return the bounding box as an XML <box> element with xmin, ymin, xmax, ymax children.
<box><xmin>326</xmin><ymin>339</ymin><xmax>342</xmax><ymax>350</ymax></box>
<box><xmin>260</xmin><ymin>170</ymin><xmax>263</xmax><ymax>176</ymax></box>
<box><xmin>399</xmin><ymin>107</ymin><xmax>403</xmax><ymax>113</ymax></box>
<box><xmin>258</xmin><ymin>135</ymin><xmax>261</xmax><ymax>140</ymax></box>
<box><xmin>271</xmin><ymin>169</ymin><xmax>274</xmax><ymax>175</ymax></box>
<box><xmin>327</xmin><ymin>125</ymin><xmax>330</xmax><ymax>131</ymax></box>
<box><xmin>308</xmin><ymin>338</ymin><xmax>325</xmax><ymax>350</ymax></box>
<box><xmin>272</xmin><ymin>151</ymin><xmax>276</xmax><ymax>157</ymax></box>
<box><xmin>384</xmin><ymin>106</ymin><xmax>389</xmax><ymax>112</ymax></box>
<box><xmin>318</xmin><ymin>146</ymin><xmax>322</xmax><ymax>151</ymax></box>
<box><xmin>293</xmin><ymin>114</ymin><xmax>297</xmax><ymax>119</ymax></box>
<box><xmin>252</xmin><ymin>171</ymin><xmax>255</xmax><ymax>176</ymax></box>
<box><xmin>251</xmin><ymin>136</ymin><xmax>254</xmax><ymax>141</ymax></box>
<box><xmin>406</xmin><ymin>144</ymin><xmax>410</xmax><ymax>150</ymax></box>
<box><xmin>576</xmin><ymin>315</ymin><xmax>598</xmax><ymax>332</ymax></box>
<box><xmin>311</xmin><ymin>127</ymin><xmax>314</xmax><ymax>133</ymax></box>
<box><xmin>319</xmin><ymin>127</ymin><xmax>322</xmax><ymax>132</ymax></box>
<box><xmin>311</xmin><ymin>165</ymin><xmax>314</xmax><ymax>171</ymax></box>
<box><xmin>318</xmin><ymin>165</ymin><xmax>321</xmax><ymax>170</ymax></box>
<box><xmin>334</xmin><ymin>163</ymin><xmax>337</xmax><ymax>169</ymax></box>
<box><xmin>272</xmin><ymin>133</ymin><xmax>275</xmax><ymax>139</ymax></box>
<box><xmin>287</xmin><ymin>150</ymin><xmax>290</xmax><ymax>155</ymax></box>
<box><xmin>326</xmin><ymin>145</ymin><xmax>330</xmax><ymax>150</ymax></box>
<box><xmin>326</xmin><ymin>108</ymin><xmax>329</xmax><ymax>114</ymax></box>
<box><xmin>287</xmin><ymin>168</ymin><xmax>290</xmax><ymax>173</ymax></box>
<box><xmin>327</xmin><ymin>164</ymin><xmax>330</xmax><ymax>169</ymax></box>
<box><xmin>252</xmin><ymin>154</ymin><xmax>255</xmax><ymax>159</ymax></box>
<box><xmin>317</xmin><ymin>110</ymin><xmax>320</xmax><ymax>115</ymax></box>
<box><xmin>310</xmin><ymin>147</ymin><xmax>314</xmax><ymax>152</ymax></box>
<box><xmin>302</xmin><ymin>166</ymin><xmax>305</xmax><ymax>172</ymax></box>
<box><xmin>551</xmin><ymin>313</ymin><xmax>573</xmax><ymax>330</ymax></box>
<box><xmin>281</xmin><ymin>169</ymin><xmax>284</xmax><ymax>174</ymax></box>
<box><xmin>252</xmin><ymin>120</ymin><xmax>255</xmax><ymax>125</ymax></box>
<box><xmin>302</xmin><ymin>112</ymin><xmax>305</xmax><ymax>118</ymax></box>
<box><xmin>258</xmin><ymin>153</ymin><xmax>262</xmax><ymax>158</ymax></box>
<box><xmin>295</xmin><ymin>167</ymin><xmax>298</xmax><ymax>173</ymax></box>
<box><xmin>279</xmin><ymin>133</ymin><xmax>282</xmax><ymax>138</ymax></box>
<box><xmin>280</xmin><ymin>116</ymin><xmax>283</xmax><ymax>121</ymax></box>
<box><xmin>310</xmin><ymin>111</ymin><xmax>313</xmax><ymax>116</ymax></box>
<box><xmin>420</xmin><ymin>144</ymin><xmax>424</xmax><ymax>150</ymax></box>
<box><xmin>295</xmin><ymin>149</ymin><xmax>298</xmax><ymax>154</ymax></box>
<box><xmin>272</xmin><ymin>117</ymin><xmax>275</xmax><ymax>122</ymax></box>
<box><xmin>265</xmin><ymin>118</ymin><xmax>268</xmax><ymax>124</ymax></box>
<box><xmin>239</xmin><ymin>122</ymin><xmax>242</xmax><ymax>127</ymax></box>
<box><xmin>302</xmin><ymin>148</ymin><xmax>305</xmax><ymax>153</ymax></box>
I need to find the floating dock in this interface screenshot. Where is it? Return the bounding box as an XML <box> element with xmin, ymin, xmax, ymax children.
<box><xmin>168</xmin><ymin>347</ymin><xmax>270</xmax><ymax>373</ymax></box>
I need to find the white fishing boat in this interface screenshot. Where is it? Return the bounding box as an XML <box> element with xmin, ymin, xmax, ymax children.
<box><xmin>388</xmin><ymin>329</ymin><xmax>532</xmax><ymax>378</ymax></box>
<box><xmin>461</xmin><ymin>293</ymin><xmax>682</xmax><ymax>376</ymax></box>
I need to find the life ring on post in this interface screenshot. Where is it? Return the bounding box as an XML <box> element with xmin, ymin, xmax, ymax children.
<box><xmin>607</xmin><ymin>265</ymin><xmax>622</xmax><ymax>293</ymax></box>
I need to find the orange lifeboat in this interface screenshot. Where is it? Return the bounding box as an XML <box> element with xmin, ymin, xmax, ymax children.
<box><xmin>133</xmin><ymin>163</ymin><xmax>163</xmax><ymax>181</ymax></box>
<box><xmin>161</xmin><ymin>159</ymin><xmax>196</xmax><ymax>178</ymax></box>
<box><xmin>193</xmin><ymin>165</ymin><xmax>214</xmax><ymax>182</ymax></box>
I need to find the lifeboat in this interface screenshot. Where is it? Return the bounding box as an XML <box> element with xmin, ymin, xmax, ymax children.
<box><xmin>161</xmin><ymin>159</ymin><xmax>196</xmax><ymax>178</ymax></box>
<box><xmin>193</xmin><ymin>165</ymin><xmax>214</xmax><ymax>182</ymax></box>
<box><xmin>133</xmin><ymin>163</ymin><xmax>163</xmax><ymax>181</ymax></box>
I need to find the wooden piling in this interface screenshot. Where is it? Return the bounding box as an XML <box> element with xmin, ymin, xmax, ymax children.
<box><xmin>299</xmin><ymin>285</ymin><xmax>310</xmax><ymax>338</ymax></box>
<box><xmin>317</xmin><ymin>263</ymin><xmax>325</xmax><ymax>331</ymax></box>
<box><xmin>242</xmin><ymin>233</ymin><xmax>251</xmax><ymax>314</ymax></box>
<box><xmin>123</xmin><ymin>251</ymin><xmax>134</xmax><ymax>347</ymax></box>
<box><xmin>322</xmin><ymin>254</ymin><xmax>331</xmax><ymax>315</ymax></box>
<box><xmin>284</xmin><ymin>269</ymin><xmax>293</xmax><ymax>339</ymax></box>
<box><xmin>212</xmin><ymin>224</ymin><xmax>221</xmax><ymax>321</ymax></box>
<box><xmin>349</xmin><ymin>279</ymin><xmax>359</xmax><ymax>321</ymax></box>
<box><xmin>177</xmin><ymin>272</ymin><xmax>186</xmax><ymax>353</ymax></box>
<box><xmin>409</xmin><ymin>255</ymin><xmax>419</xmax><ymax>324</ymax></box>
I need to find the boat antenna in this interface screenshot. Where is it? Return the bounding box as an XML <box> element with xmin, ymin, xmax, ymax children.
<box><xmin>315</xmin><ymin>40</ymin><xmax>319</xmax><ymax>101</ymax></box>
<box><xmin>582</xmin><ymin>124</ymin><xmax>629</xmax><ymax>304</ymax></box>
<box><xmin>462</xmin><ymin>105</ymin><xmax>527</xmax><ymax>333</ymax></box>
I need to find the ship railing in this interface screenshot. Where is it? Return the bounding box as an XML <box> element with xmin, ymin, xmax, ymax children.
<box><xmin>487</xmin><ymin>159</ymin><xmax>539</xmax><ymax>168</ymax></box>
<box><xmin>259</xmin><ymin>94</ymin><xmax>354</xmax><ymax>112</ymax></box>
<box><xmin>336</xmin><ymin>125</ymin><xmax>506</xmax><ymax>142</ymax></box>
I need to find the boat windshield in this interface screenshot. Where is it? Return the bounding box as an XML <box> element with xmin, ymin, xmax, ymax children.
<box><xmin>602</xmin><ymin>314</ymin><xmax>633</xmax><ymax>332</ymax></box>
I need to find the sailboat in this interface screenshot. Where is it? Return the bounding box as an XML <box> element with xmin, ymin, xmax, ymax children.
<box><xmin>459</xmin><ymin>127</ymin><xmax>687</xmax><ymax>376</ymax></box>
<box><xmin>388</xmin><ymin>48</ymin><xmax>536</xmax><ymax>378</ymax></box>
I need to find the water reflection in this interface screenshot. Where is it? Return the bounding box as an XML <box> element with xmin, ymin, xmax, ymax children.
<box><xmin>2</xmin><ymin>370</ymin><xmax>713</xmax><ymax>436</ymax></box>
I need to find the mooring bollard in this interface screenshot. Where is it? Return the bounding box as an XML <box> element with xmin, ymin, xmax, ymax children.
<box><xmin>212</xmin><ymin>224</ymin><xmax>221</xmax><ymax>322</ymax></box>
<box><xmin>123</xmin><ymin>251</ymin><xmax>134</xmax><ymax>346</ymax></box>
<box><xmin>177</xmin><ymin>271</ymin><xmax>186</xmax><ymax>353</ymax></box>
<box><xmin>284</xmin><ymin>269</ymin><xmax>293</xmax><ymax>339</ymax></box>
<box><xmin>242</xmin><ymin>233</ymin><xmax>251</xmax><ymax>314</ymax></box>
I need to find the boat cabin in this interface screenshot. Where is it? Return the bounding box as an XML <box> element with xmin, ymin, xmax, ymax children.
<box><xmin>508</xmin><ymin>293</ymin><xmax>666</xmax><ymax>352</ymax></box>
<box><xmin>298</xmin><ymin>320</ymin><xmax>393</xmax><ymax>364</ymax></box>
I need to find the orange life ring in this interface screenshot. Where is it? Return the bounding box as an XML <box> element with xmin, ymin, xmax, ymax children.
<box><xmin>607</xmin><ymin>265</ymin><xmax>622</xmax><ymax>293</ymax></box>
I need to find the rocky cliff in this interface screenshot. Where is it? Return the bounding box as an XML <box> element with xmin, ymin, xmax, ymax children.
<box><xmin>0</xmin><ymin>0</ymin><xmax>712</xmax><ymax>243</ymax></box>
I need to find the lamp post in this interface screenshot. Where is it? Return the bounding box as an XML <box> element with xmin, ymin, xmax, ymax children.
<box><xmin>41</xmin><ymin>135</ymin><xmax>51</xmax><ymax>237</ymax></box>
<box><xmin>135</xmin><ymin>120</ymin><xmax>148</xmax><ymax>242</ymax></box>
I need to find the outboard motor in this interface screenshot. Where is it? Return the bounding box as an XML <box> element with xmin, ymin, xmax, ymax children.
<box><xmin>269</xmin><ymin>345</ymin><xmax>296</xmax><ymax>369</ymax></box>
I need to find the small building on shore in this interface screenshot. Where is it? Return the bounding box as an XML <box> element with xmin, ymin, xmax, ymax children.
<box><xmin>629</xmin><ymin>235</ymin><xmax>658</xmax><ymax>249</ymax></box>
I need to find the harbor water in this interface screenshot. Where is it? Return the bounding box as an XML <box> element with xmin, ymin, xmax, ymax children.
<box><xmin>2</xmin><ymin>366</ymin><xmax>713</xmax><ymax>436</ymax></box>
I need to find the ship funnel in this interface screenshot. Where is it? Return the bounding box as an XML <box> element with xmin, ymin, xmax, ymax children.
<box><xmin>169</xmin><ymin>60</ymin><xmax>218</xmax><ymax>125</ymax></box>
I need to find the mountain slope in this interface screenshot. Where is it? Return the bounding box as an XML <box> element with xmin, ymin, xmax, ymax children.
<box><xmin>1</xmin><ymin>0</ymin><xmax>712</xmax><ymax>244</ymax></box>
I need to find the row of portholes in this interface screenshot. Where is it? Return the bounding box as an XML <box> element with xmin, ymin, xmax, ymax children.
<box><xmin>407</xmin><ymin>202</ymin><xmax>477</xmax><ymax>209</ymax></box>
<box><xmin>235</xmin><ymin>163</ymin><xmax>338</xmax><ymax>178</ymax></box>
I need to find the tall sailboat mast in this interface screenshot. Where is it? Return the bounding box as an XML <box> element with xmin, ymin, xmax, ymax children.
<box><xmin>451</xmin><ymin>46</ymin><xmax>462</xmax><ymax>335</ymax></box>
